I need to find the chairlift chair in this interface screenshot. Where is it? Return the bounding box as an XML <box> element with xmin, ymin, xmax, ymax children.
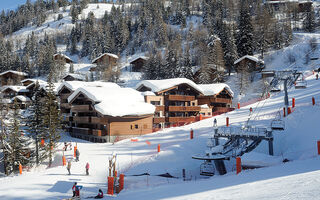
<box><xmin>270</xmin><ymin>85</ymin><xmax>281</xmax><ymax>92</ymax></box>
<box><xmin>295</xmin><ymin>80</ymin><xmax>307</xmax><ymax>89</ymax></box>
<box><xmin>200</xmin><ymin>160</ymin><xmax>215</xmax><ymax>176</ymax></box>
<box><xmin>271</xmin><ymin>119</ymin><xmax>285</xmax><ymax>130</ymax></box>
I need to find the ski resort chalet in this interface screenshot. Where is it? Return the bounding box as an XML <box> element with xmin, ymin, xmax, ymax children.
<box><xmin>197</xmin><ymin>84</ymin><xmax>234</xmax><ymax>115</ymax></box>
<box><xmin>90</xmin><ymin>53</ymin><xmax>119</xmax><ymax>72</ymax></box>
<box><xmin>0</xmin><ymin>70</ymin><xmax>28</xmax><ymax>86</ymax></box>
<box><xmin>129</xmin><ymin>56</ymin><xmax>148</xmax><ymax>72</ymax></box>
<box><xmin>234</xmin><ymin>55</ymin><xmax>265</xmax><ymax>72</ymax></box>
<box><xmin>66</xmin><ymin>86</ymin><xmax>155</xmax><ymax>143</ymax></box>
<box><xmin>53</xmin><ymin>53</ymin><xmax>74</xmax><ymax>64</ymax></box>
<box><xmin>136</xmin><ymin>78</ymin><xmax>233</xmax><ymax>129</ymax></box>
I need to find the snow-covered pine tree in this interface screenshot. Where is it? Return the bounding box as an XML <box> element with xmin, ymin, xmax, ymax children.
<box><xmin>4</xmin><ymin>100</ymin><xmax>35</xmax><ymax>174</ymax></box>
<box><xmin>236</xmin><ymin>0</ymin><xmax>254</xmax><ymax>57</ymax></box>
<box><xmin>43</xmin><ymin>73</ymin><xmax>61</xmax><ymax>167</ymax></box>
<box><xmin>180</xmin><ymin>47</ymin><xmax>194</xmax><ymax>80</ymax></box>
<box><xmin>303</xmin><ymin>8</ymin><xmax>316</xmax><ymax>33</ymax></box>
<box><xmin>27</xmin><ymin>81</ymin><xmax>48</xmax><ymax>165</ymax></box>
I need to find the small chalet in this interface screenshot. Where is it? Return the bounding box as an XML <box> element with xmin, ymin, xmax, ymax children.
<box><xmin>63</xmin><ymin>73</ymin><xmax>86</xmax><ymax>82</ymax></box>
<box><xmin>90</xmin><ymin>53</ymin><xmax>119</xmax><ymax>71</ymax></box>
<box><xmin>11</xmin><ymin>95</ymin><xmax>31</xmax><ymax>109</ymax></box>
<box><xmin>0</xmin><ymin>70</ymin><xmax>28</xmax><ymax>86</ymax></box>
<box><xmin>264</xmin><ymin>0</ymin><xmax>312</xmax><ymax>13</ymax></box>
<box><xmin>136</xmin><ymin>78</ymin><xmax>204</xmax><ymax>128</ymax></box>
<box><xmin>234</xmin><ymin>55</ymin><xmax>264</xmax><ymax>72</ymax></box>
<box><xmin>197</xmin><ymin>84</ymin><xmax>234</xmax><ymax>115</ymax></box>
<box><xmin>53</xmin><ymin>53</ymin><xmax>73</xmax><ymax>64</ymax></box>
<box><xmin>1</xmin><ymin>86</ymin><xmax>29</xmax><ymax>99</ymax></box>
<box><xmin>67</xmin><ymin>86</ymin><xmax>155</xmax><ymax>143</ymax></box>
<box><xmin>129</xmin><ymin>56</ymin><xmax>148</xmax><ymax>72</ymax></box>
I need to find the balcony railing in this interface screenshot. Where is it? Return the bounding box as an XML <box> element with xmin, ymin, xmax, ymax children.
<box><xmin>155</xmin><ymin>105</ymin><xmax>165</xmax><ymax>112</ymax></box>
<box><xmin>168</xmin><ymin>116</ymin><xmax>196</xmax><ymax>123</ymax></box>
<box><xmin>168</xmin><ymin>106</ymin><xmax>201</xmax><ymax>112</ymax></box>
<box><xmin>153</xmin><ymin>117</ymin><xmax>165</xmax><ymax>124</ymax></box>
<box><xmin>165</xmin><ymin>95</ymin><xmax>195</xmax><ymax>101</ymax></box>
<box><xmin>213</xmin><ymin>107</ymin><xmax>235</xmax><ymax>112</ymax></box>
<box><xmin>71</xmin><ymin>105</ymin><xmax>92</xmax><ymax>112</ymax></box>
<box><xmin>72</xmin><ymin>127</ymin><xmax>107</xmax><ymax>136</ymax></box>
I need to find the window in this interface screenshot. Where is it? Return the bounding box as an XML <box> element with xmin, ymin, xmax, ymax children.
<box><xmin>151</xmin><ymin>101</ymin><xmax>160</xmax><ymax>106</ymax></box>
<box><xmin>208</xmin><ymin>113</ymin><xmax>211</xmax><ymax>116</ymax></box>
<box><xmin>192</xmin><ymin>102</ymin><xmax>195</xmax><ymax>106</ymax></box>
<box><xmin>135</xmin><ymin>124</ymin><xmax>139</xmax><ymax>129</ymax></box>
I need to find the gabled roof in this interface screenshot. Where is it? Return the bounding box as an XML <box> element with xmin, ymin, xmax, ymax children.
<box><xmin>234</xmin><ymin>55</ymin><xmax>264</xmax><ymax>65</ymax></box>
<box><xmin>135</xmin><ymin>78</ymin><xmax>204</xmax><ymax>95</ymax></box>
<box><xmin>68</xmin><ymin>86</ymin><xmax>155</xmax><ymax>117</ymax></box>
<box><xmin>129</xmin><ymin>56</ymin><xmax>149</xmax><ymax>64</ymax></box>
<box><xmin>11</xmin><ymin>95</ymin><xmax>31</xmax><ymax>102</ymax></box>
<box><xmin>0</xmin><ymin>70</ymin><xmax>28</xmax><ymax>77</ymax></box>
<box><xmin>53</xmin><ymin>53</ymin><xmax>73</xmax><ymax>63</ymax></box>
<box><xmin>198</xmin><ymin>83</ymin><xmax>234</xmax><ymax>97</ymax></box>
<box><xmin>1</xmin><ymin>86</ymin><xmax>29</xmax><ymax>93</ymax></box>
<box><xmin>62</xmin><ymin>73</ymin><xmax>86</xmax><ymax>81</ymax></box>
<box><xmin>57</xmin><ymin>81</ymin><xmax>120</xmax><ymax>94</ymax></box>
<box><xmin>92</xmin><ymin>53</ymin><xmax>119</xmax><ymax>64</ymax></box>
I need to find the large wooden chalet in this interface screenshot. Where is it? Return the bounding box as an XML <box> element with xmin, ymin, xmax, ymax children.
<box><xmin>234</xmin><ymin>55</ymin><xmax>265</xmax><ymax>72</ymax></box>
<box><xmin>90</xmin><ymin>53</ymin><xmax>119</xmax><ymax>72</ymax></box>
<box><xmin>63</xmin><ymin>84</ymin><xmax>154</xmax><ymax>143</ymax></box>
<box><xmin>136</xmin><ymin>78</ymin><xmax>233</xmax><ymax>128</ymax></box>
<box><xmin>197</xmin><ymin>84</ymin><xmax>234</xmax><ymax>115</ymax></box>
<box><xmin>0</xmin><ymin>70</ymin><xmax>28</xmax><ymax>86</ymax></box>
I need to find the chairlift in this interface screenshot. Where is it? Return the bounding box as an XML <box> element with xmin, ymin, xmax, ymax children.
<box><xmin>271</xmin><ymin>119</ymin><xmax>285</xmax><ymax>130</ymax></box>
<box><xmin>295</xmin><ymin>80</ymin><xmax>307</xmax><ymax>89</ymax></box>
<box><xmin>200</xmin><ymin>160</ymin><xmax>215</xmax><ymax>176</ymax></box>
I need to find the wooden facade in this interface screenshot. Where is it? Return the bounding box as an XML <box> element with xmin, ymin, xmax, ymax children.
<box><xmin>67</xmin><ymin>91</ymin><xmax>154</xmax><ymax>143</ymax></box>
<box><xmin>63</xmin><ymin>74</ymin><xmax>85</xmax><ymax>82</ymax></box>
<box><xmin>197</xmin><ymin>88</ymin><xmax>233</xmax><ymax>115</ymax></box>
<box><xmin>91</xmin><ymin>53</ymin><xmax>118</xmax><ymax>72</ymax></box>
<box><xmin>53</xmin><ymin>54</ymin><xmax>73</xmax><ymax>64</ymax></box>
<box><xmin>0</xmin><ymin>71</ymin><xmax>27</xmax><ymax>86</ymax></box>
<box><xmin>139</xmin><ymin>83</ymin><xmax>203</xmax><ymax>128</ymax></box>
<box><xmin>234</xmin><ymin>56</ymin><xmax>264</xmax><ymax>72</ymax></box>
<box><xmin>130</xmin><ymin>57</ymin><xmax>148</xmax><ymax>72</ymax></box>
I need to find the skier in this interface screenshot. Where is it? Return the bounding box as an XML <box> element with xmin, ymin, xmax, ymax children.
<box><xmin>94</xmin><ymin>189</ymin><xmax>104</xmax><ymax>199</ymax></box>
<box><xmin>85</xmin><ymin>162</ymin><xmax>90</xmax><ymax>175</ymax></box>
<box><xmin>75</xmin><ymin>184</ymin><xmax>83</xmax><ymax>197</ymax></box>
<box><xmin>316</xmin><ymin>73</ymin><xmax>319</xmax><ymax>80</ymax></box>
<box><xmin>213</xmin><ymin>118</ymin><xmax>217</xmax><ymax>127</ymax></box>
<box><xmin>64</xmin><ymin>142</ymin><xmax>68</xmax><ymax>151</ymax></box>
<box><xmin>67</xmin><ymin>161</ymin><xmax>71</xmax><ymax>175</ymax></box>
<box><xmin>249</xmin><ymin>107</ymin><xmax>253</xmax><ymax>115</ymax></box>
<box><xmin>72</xmin><ymin>182</ymin><xmax>77</xmax><ymax>197</ymax></box>
<box><xmin>76</xmin><ymin>148</ymin><xmax>80</xmax><ymax>162</ymax></box>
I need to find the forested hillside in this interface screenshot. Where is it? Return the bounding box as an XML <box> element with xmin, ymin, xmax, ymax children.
<box><xmin>0</xmin><ymin>0</ymin><xmax>316</xmax><ymax>83</ymax></box>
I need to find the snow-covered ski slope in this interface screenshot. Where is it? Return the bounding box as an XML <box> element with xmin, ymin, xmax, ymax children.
<box><xmin>1</xmin><ymin>71</ymin><xmax>320</xmax><ymax>199</ymax></box>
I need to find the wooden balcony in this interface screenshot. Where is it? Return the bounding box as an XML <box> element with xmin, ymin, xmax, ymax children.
<box><xmin>155</xmin><ymin>106</ymin><xmax>165</xmax><ymax>112</ymax></box>
<box><xmin>153</xmin><ymin>117</ymin><xmax>165</xmax><ymax>124</ymax></box>
<box><xmin>92</xmin><ymin>129</ymin><xmax>107</xmax><ymax>136</ymax></box>
<box><xmin>168</xmin><ymin>116</ymin><xmax>196</xmax><ymax>123</ymax></box>
<box><xmin>91</xmin><ymin>117</ymin><xmax>101</xmax><ymax>124</ymax></box>
<box><xmin>72</xmin><ymin>127</ymin><xmax>91</xmax><ymax>135</ymax></box>
<box><xmin>168</xmin><ymin>106</ymin><xmax>201</xmax><ymax>112</ymax></box>
<box><xmin>213</xmin><ymin>107</ymin><xmax>234</xmax><ymax>112</ymax></box>
<box><xmin>166</xmin><ymin>95</ymin><xmax>195</xmax><ymax>102</ymax></box>
<box><xmin>211</xmin><ymin>98</ymin><xmax>232</xmax><ymax>104</ymax></box>
<box><xmin>59</xmin><ymin>94</ymin><xmax>71</xmax><ymax>100</ymax></box>
<box><xmin>60</xmin><ymin>103</ymin><xmax>71</xmax><ymax>109</ymax></box>
<box><xmin>71</xmin><ymin>105</ymin><xmax>92</xmax><ymax>112</ymax></box>
<box><xmin>73</xmin><ymin>116</ymin><xmax>90</xmax><ymax>124</ymax></box>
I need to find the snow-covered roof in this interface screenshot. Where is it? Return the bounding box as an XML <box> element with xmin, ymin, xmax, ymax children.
<box><xmin>53</xmin><ymin>53</ymin><xmax>73</xmax><ymax>62</ymax></box>
<box><xmin>38</xmin><ymin>82</ymin><xmax>61</xmax><ymax>94</ymax></box>
<box><xmin>200</xmin><ymin>104</ymin><xmax>210</xmax><ymax>109</ymax></box>
<box><xmin>26</xmin><ymin>80</ymin><xmax>48</xmax><ymax>89</ymax></box>
<box><xmin>198</xmin><ymin>83</ymin><xmax>234</xmax><ymax>97</ymax></box>
<box><xmin>11</xmin><ymin>95</ymin><xmax>31</xmax><ymax>102</ymax></box>
<box><xmin>92</xmin><ymin>53</ymin><xmax>119</xmax><ymax>63</ymax></box>
<box><xmin>141</xmin><ymin>91</ymin><xmax>156</xmax><ymax>96</ymax></box>
<box><xmin>1</xmin><ymin>86</ymin><xmax>29</xmax><ymax>93</ymax></box>
<box><xmin>63</xmin><ymin>73</ymin><xmax>86</xmax><ymax>81</ymax></box>
<box><xmin>129</xmin><ymin>56</ymin><xmax>149</xmax><ymax>63</ymax></box>
<box><xmin>68</xmin><ymin>87</ymin><xmax>155</xmax><ymax>117</ymax></box>
<box><xmin>136</xmin><ymin>78</ymin><xmax>204</xmax><ymax>94</ymax></box>
<box><xmin>57</xmin><ymin>81</ymin><xmax>120</xmax><ymax>94</ymax></box>
<box><xmin>234</xmin><ymin>55</ymin><xmax>264</xmax><ymax>65</ymax></box>
<box><xmin>0</xmin><ymin>70</ymin><xmax>28</xmax><ymax>77</ymax></box>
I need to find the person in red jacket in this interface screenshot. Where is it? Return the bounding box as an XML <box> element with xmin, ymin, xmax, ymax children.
<box><xmin>85</xmin><ymin>162</ymin><xmax>90</xmax><ymax>175</ymax></box>
<box><xmin>72</xmin><ymin>182</ymin><xmax>77</xmax><ymax>197</ymax></box>
<box><xmin>94</xmin><ymin>189</ymin><xmax>103</xmax><ymax>199</ymax></box>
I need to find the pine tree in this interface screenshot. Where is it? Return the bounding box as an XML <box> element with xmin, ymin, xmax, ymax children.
<box><xmin>43</xmin><ymin>73</ymin><xmax>61</xmax><ymax>167</ymax></box>
<box><xmin>4</xmin><ymin>100</ymin><xmax>35</xmax><ymax>174</ymax></box>
<box><xmin>27</xmin><ymin>82</ymin><xmax>48</xmax><ymax>165</ymax></box>
<box><xmin>236</xmin><ymin>0</ymin><xmax>254</xmax><ymax>57</ymax></box>
<box><xmin>304</xmin><ymin>8</ymin><xmax>316</xmax><ymax>33</ymax></box>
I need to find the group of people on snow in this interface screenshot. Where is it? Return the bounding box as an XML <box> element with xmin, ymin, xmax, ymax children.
<box><xmin>71</xmin><ymin>182</ymin><xmax>103</xmax><ymax>199</ymax></box>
